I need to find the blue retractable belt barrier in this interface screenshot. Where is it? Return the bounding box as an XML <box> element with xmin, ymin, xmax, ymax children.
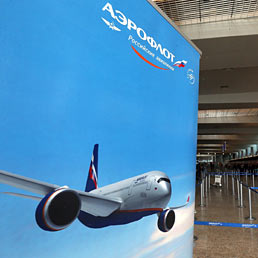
<box><xmin>251</xmin><ymin>187</ymin><xmax>258</xmax><ymax>190</ymax></box>
<box><xmin>195</xmin><ymin>220</ymin><xmax>258</xmax><ymax>228</ymax></box>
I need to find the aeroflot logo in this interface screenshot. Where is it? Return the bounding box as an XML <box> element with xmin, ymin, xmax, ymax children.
<box><xmin>101</xmin><ymin>2</ymin><xmax>187</xmax><ymax>71</ymax></box>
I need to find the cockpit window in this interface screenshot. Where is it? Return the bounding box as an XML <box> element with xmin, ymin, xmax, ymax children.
<box><xmin>157</xmin><ymin>177</ymin><xmax>170</xmax><ymax>184</ymax></box>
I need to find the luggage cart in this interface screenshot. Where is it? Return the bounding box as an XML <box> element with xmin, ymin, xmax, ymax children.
<box><xmin>214</xmin><ymin>175</ymin><xmax>222</xmax><ymax>187</ymax></box>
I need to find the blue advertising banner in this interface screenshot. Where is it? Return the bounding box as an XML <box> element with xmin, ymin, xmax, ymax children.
<box><xmin>0</xmin><ymin>1</ymin><xmax>200</xmax><ymax>257</ymax></box>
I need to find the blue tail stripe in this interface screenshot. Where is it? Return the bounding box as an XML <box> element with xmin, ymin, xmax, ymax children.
<box><xmin>85</xmin><ymin>144</ymin><xmax>99</xmax><ymax>192</ymax></box>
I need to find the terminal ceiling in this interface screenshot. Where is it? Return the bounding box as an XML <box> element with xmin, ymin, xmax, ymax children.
<box><xmin>153</xmin><ymin>0</ymin><xmax>258</xmax><ymax>156</ymax></box>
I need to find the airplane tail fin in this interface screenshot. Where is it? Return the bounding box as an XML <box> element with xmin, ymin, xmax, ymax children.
<box><xmin>85</xmin><ymin>144</ymin><xmax>99</xmax><ymax>192</ymax></box>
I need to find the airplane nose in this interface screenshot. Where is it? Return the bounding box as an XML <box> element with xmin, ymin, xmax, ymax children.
<box><xmin>154</xmin><ymin>180</ymin><xmax>171</xmax><ymax>208</ymax></box>
<box><xmin>160</xmin><ymin>181</ymin><xmax>171</xmax><ymax>197</ymax></box>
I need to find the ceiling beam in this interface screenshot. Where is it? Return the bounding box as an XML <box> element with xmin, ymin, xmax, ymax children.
<box><xmin>198</xmin><ymin>127</ymin><xmax>258</xmax><ymax>135</ymax></box>
<box><xmin>197</xmin><ymin>144</ymin><xmax>222</xmax><ymax>147</ymax></box>
<box><xmin>199</xmin><ymin>103</ymin><xmax>258</xmax><ymax>110</ymax></box>
<box><xmin>181</xmin><ymin>18</ymin><xmax>258</xmax><ymax>40</ymax></box>
<box><xmin>198</xmin><ymin>116</ymin><xmax>258</xmax><ymax>124</ymax></box>
<box><xmin>198</xmin><ymin>135</ymin><xmax>258</xmax><ymax>140</ymax></box>
<box><xmin>199</xmin><ymin>92</ymin><xmax>258</xmax><ymax>104</ymax></box>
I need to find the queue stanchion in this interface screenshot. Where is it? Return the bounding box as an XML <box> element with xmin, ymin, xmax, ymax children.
<box><xmin>203</xmin><ymin>176</ymin><xmax>206</xmax><ymax>197</ymax></box>
<box><xmin>205</xmin><ymin>175</ymin><xmax>208</xmax><ymax>196</ymax></box>
<box><xmin>226</xmin><ymin>173</ymin><xmax>229</xmax><ymax>190</ymax></box>
<box><xmin>238</xmin><ymin>181</ymin><xmax>244</xmax><ymax>208</ymax></box>
<box><xmin>208</xmin><ymin>174</ymin><xmax>210</xmax><ymax>189</ymax></box>
<box><xmin>253</xmin><ymin>173</ymin><xmax>255</xmax><ymax>188</ymax></box>
<box><xmin>200</xmin><ymin>178</ymin><xmax>205</xmax><ymax>207</ymax></box>
<box><xmin>203</xmin><ymin>175</ymin><xmax>205</xmax><ymax>196</ymax></box>
<box><xmin>245</xmin><ymin>187</ymin><xmax>256</xmax><ymax>221</ymax></box>
<box><xmin>232</xmin><ymin>175</ymin><xmax>235</xmax><ymax>195</ymax></box>
<box><xmin>237</xmin><ymin>179</ymin><xmax>240</xmax><ymax>201</ymax></box>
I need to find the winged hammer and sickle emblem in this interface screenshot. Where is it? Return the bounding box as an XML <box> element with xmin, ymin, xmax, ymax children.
<box><xmin>101</xmin><ymin>17</ymin><xmax>121</xmax><ymax>31</ymax></box>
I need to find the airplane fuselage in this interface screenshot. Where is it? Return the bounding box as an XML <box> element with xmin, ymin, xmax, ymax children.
<box><xmin>78</xmin><ymin>171</ymin><xmax>171</xmax><ymax>228</ymax></box>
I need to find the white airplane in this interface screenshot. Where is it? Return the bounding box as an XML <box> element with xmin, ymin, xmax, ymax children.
<box><xmin>0</xmin><ymin>144</ymin><xmax>189</xmax><ymax>232</ymax></box>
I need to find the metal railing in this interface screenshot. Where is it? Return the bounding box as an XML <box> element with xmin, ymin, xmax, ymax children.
<box><xmin>199</xmin><ymin>170</ymin><xmax>258</xmax><ymax>221</ymax></box>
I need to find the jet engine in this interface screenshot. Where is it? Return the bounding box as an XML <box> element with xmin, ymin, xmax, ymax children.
<box><xmin>35</xmin><ymin>188</ymin><xmax>81</xmax><ymax>231</ymax></box>
<box><xmin>157</xmin><ymin>209</ymin><xmax>175</xmax><ymax>232</ymax></box>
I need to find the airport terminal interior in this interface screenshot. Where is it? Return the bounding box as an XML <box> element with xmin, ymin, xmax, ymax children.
<box><xmin>1</xmin><ymin>1</ymin><xmax>258</xmax><ymax>258</ymax></box>
<box><xmin>153</xmin><ymin>0</ymin><xmax>258</xmax><ymax>257</ymax></box>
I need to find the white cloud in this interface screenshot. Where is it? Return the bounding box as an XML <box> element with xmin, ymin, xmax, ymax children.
<box><xmin>131</xmin><ymin>202</ymin><xmax>195</xmax><ymax>258</ymax></box>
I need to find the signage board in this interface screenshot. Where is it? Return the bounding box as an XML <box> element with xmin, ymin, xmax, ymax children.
<box><xmin>0</xmin><ymin>1</ymin><xmax>200</xmax><ymax>257</ymax></box>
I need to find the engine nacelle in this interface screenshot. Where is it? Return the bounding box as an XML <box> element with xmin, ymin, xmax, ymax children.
<box><xmin>157</xmin><ymin>209</ymin><xmax>175</xmax><ymax>232</ymax></box>
<box><xmin>35</xmin><ymin>188</ymin><xmax>81</xmax><ymax>231</ymax></box>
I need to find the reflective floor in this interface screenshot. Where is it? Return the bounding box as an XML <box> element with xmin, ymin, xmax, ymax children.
<box><xmin>194</xmin><ymin>175</ymin><xmax>258</xmax><ymax>258</ymax></box>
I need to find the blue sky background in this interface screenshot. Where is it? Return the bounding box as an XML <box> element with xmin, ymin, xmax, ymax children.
<box><xmin>0</xmin><ymin>1</ymin><xmax>200</xmax><ymax>257</ymax></box>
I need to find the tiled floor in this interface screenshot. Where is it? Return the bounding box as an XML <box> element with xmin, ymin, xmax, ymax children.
<box><xmin>194</xmin><ymin>175</ymin><xmax>258</xmax><ymax>258</ymax></box>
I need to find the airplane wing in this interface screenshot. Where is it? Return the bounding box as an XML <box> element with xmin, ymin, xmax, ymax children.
<box><xmin>1</xmin><ymin>192</ymin><xmax>42</xmax><ymax>201</ymax></box>
<box><xmin>76</xmin><ymin>190</ymin><xmax>122</xmax><ymax>217</ymax></box>
<box><xmin>101</xmin><ymin>17</ymin><xmax>110</xmax><ymax>26</ymax></box>
<box><xmin>0</xmin><ymin>170</ymin><xmax>59</xmax><ymax>195</ymax></box>
<box><xmin>113</xmin><ymin>26</ymin><xmax>121</xmax><ymax>32</ymax></box>
<box><xmin>0</xmin><ymin>170</ymin><xmax>121</xmax><ymax>217</ymax></box>
<box><xmin>170</xmin><ymin>195</ymin><xmax>190</xmax><ymax>210</ymax></box>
